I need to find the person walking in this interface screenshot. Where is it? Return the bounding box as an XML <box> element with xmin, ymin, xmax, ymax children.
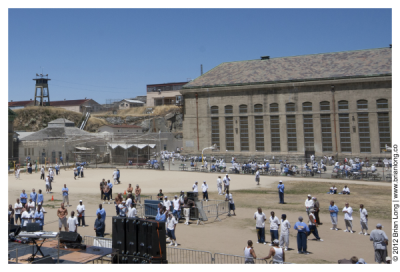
<box><xmin>192</xmin><ymin>181</ymin><xmax>199</xmax><ymax>193</ymax></box>
<box><xmin>223</xmin><ymin>174</ymin><xmax>230</xmax><ymax>193</ymax></box>
<box><xmin>77</xmin><ymin>200</ymin><xmax>86</xmax><ymax>227</ymax></box>
<box><xmin>305</xmin><ymin>195</ymin><xmax>313</xmax><ymax>215</ymax></box>
<box><xmin>359</xmin><ymin>204</ymin><xmax>369</xmax><ymax>235</ymax></box>
<box><xmin>112</xmin><ymin>169</ymin><xmax>118</xmax><ymax>184</ymax></box>
<box><xmin>57</xmin><ymin>203</ymin><xmax>69</xmax><ymax>232</ymax></box>
<box><xmin>172</xmin><ymin>195</ymin><xmax>181</xmax><ymax>220</ymax></box>
<box><xmin>40</xmin><ymin>166</ymin><xmax>45</xmax><ymax>180</ymax></box>
<box><xmin>166</xmin><ymin>213</ymin><xmax>178</xmax><ymax>247</ymax></box>
<box><xmin>269</xmin><ymin>211</ymin><xmax>280</xmax><ymax>245</ymax></box>
<box><xmin>94</xmin><ymin>213</ymin><xmax>105</xmax><ymax>237</ymax></box>
<box><xmin>135</xmin><ymin>184</ymin><xmax>141</xmax><ymax>205</ymax></box>
<box><xmin>254</xmin><ymin>207</ymin><xmax>267</xmax><ymax>244</ymax></box>
<box><xmin>244</xmin><ymin>240</ymin><xmax>257</xmax><ymax>264</ymax></box>
<box><xmin>313</xmin><ymin>197</ymin><xmax>322</xmax><ymax>225</ymax></box>
<box><xmin>80</xmin><ymin>165</ymin><xmax>84</xmax><ymax>178</ymax></box>
<box><xmin>67</xmin><ymin>211</ymin><xmax>79</xmax><ymax>232</ymax></box>
<box><xmin>369</xmin><ymin>223</ymin><xmax>389</xmax><ymax>263</ymax></box>
<box><xmin>15</xmin><ymin>166</ymin><xmax>21</xmax><ymax>179</ymax></box>
<box><xmin>279</xmin><ymin>214</ymin><xmax>291</xmax><ymax>250</ymax></box>
<box><xmin>294</xmin><ymin>216</ymin><xmax>310</xmax><ymax>254</ymax></box>
<box><xmin>73</xmin><ymin>167</ymin><xmax>78</xmax><ymax>180</ymax></box>
<box><xmin>308</xmin><ymin>209</ymin><xmax>323</xmax><ymax>241</ymax></box>
<box><xmin>201</xmin><ymin>181</ymin><xmax>209</xmax><ymax>201</ymax></box>
<box><xmin>342</xmin><ymin>203</ymin><xmax>354</xmax><ymax>233</ymax></box>
<box><xmin>107</xmin><ymin>180</ymin><xmax>114</xmax><ymax>200</ymax></box>
<box><xmin>329</xmin><ymin>201</ymin><xmax>339</xmax><ymax>230</ymax></box>
<box><xmin>217</xmin><ymin>176</ymin><xmax>223</xmax><ymax>195</ymax></box>
<box><xmin>262</xmin><ymin>239</ymin><xmax>285</xmax><ymax>264</ymax></box>
<box><xmin>255</xmin><ymin>170</ymin><xmax>260</xmax><ymax>185</ymax></box>
<box><xmin>55</xmin><ymin>163</ymin><xmax>60</xmax><ymax>175</ymax></box>
<box><xmin>277</xmin><ymin>181</ymin><xmax>284</xmax><ymax>204</ymax></box>
<box><xmin>62</xmin><ymin>184</ymin><xmax>70</xmax><ymax>206</ymax></box>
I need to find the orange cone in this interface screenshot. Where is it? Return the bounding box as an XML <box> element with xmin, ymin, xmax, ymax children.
<box><xmin>124</xmin><ymin>190</ymin><xmax>126</xmax><ymax>195</ymax></box>
<box><xmin>51</xmin><ymin>195</ymin><xmax>54</xmax><ymax>201</ymax></box>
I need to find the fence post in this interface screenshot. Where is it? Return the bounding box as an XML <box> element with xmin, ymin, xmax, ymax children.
<box><xmin>16</xmin><ymin>248</ymin><xmax>18</xmax><ymax>264</ymax></box>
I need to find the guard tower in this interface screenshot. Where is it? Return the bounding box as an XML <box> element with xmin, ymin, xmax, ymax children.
<box><xmin>33</xmin><ymin>74</ymin><xmax>51</xmax><ymax>106</ymax></box>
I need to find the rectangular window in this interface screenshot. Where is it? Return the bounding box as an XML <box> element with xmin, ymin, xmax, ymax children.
<box><xmin>32</xmin><ymin>148</ymin><xmax>34</xmax><ymax>156</ymax></box>
<box><xmin>28</xmin><ymin>148</ymin><xmax>30</xmax><ymax>156</ymax></box>
<box><xmin>270</xmin><ymin>116</ymin><xmax>280</xmax><ymax>152</ymax></box>
<box><xmin>320</xmin><ymin>114</ymin><xmax>333</xmax><ymax>152</ymax></box>
<box><xmin>286</xmin><ymin>115</ymin><xmax>297</xmax><ymax>151</ymax></box>
<box><xmin>254</xmin><ymin>116</ymin><xmax>264</xmax><ymax>151</ymax></box>
<box><xmin>25</xmin><ymin>148</ymin><xmax>27</xmax><ymax>156</ymax></box>
<box><xmin>225</xmin><ymin>117</ymin><xmax>234</xmax><ymax>151</ymax></box>
<box><xmin>357</xmin><ymin>113</ymin><xmax>371</xmax><ymax>153</ymax></box>
<box><xmin>211</xmin><ymin>117</ymin><xmax>220</xmax><ymax>150</ymax></box>
<box><xmin>339</xmin><ymin>114</ymin><xmax>351</xmax><ymax>152</ymax></box>
<box><xmin>377</xmin><ymin>112</ymin><xmax>391</xmax><ymax>151</ymax></box>
<box><xmin>240</xmin><ymin>117</ymin><xmax>249</xmax><ymax>151</ymax></box>
<box><xmin>303</xmin><ymin>115</ymin><xmax>314</xmax><ymax>151</ymax></box>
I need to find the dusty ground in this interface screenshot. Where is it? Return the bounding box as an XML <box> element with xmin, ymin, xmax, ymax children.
<box><xmin>8</xmin><ymin>168</ymin><xmax>392</xmax><ymax>264</ymax></box>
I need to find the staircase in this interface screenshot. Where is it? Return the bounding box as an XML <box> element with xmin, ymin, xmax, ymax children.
<box><xmin>80</xmin><ymin>112</ymin><xmax>90</xmax><ymax>130</ymax></box>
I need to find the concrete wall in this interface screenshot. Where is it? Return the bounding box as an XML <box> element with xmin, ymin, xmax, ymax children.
<box><xmin>146</xmin><ymin>90</ymin><xmax>181</xmax><ymax>106</ymax></box>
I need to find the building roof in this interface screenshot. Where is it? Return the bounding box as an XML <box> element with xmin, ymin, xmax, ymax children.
<box><xmin>48</xmin><ymin>118</ymin><xmax>75</xmax><ymax>124</ymax></box>
<box><xmin>15</xmin><ymin>131</ymin><xmax>35</xmax><ymax>140</ymax></box>
<box><xmin>147</xmin><ymin>82</ymin><xmax>188</xmax><ymax>87</ymax></box>
<box><xmin>21</xmin><ymin>127</ymin><xmax>90</xmax><ymax>141</ymax></box>
<box><xmin>122</xmin><ymin>99</ymin><xmax>145</xmax><ymax>104</ymax></box>
<box><xmin>101</xmin><ymin>124</ymin><xmax>142</xmax><ymax>129</ymax></box>
<box><xmin>49</xmin><ymin>99</ymin><xmax>96</xmax><ymax>107</ymax></box>
<box><xmin>8</xmin><ymin>100</ymin><xmax>35</xmax><ymax>107</ymax></box>
<box><xmin>183</xmin><ymin>47</ymin><xmax>392</xmax><ymax>89</ymax></box>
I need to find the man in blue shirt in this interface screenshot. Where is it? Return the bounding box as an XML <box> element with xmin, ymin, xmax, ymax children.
<box><xmin>329</xmin><ymin>201</ymin><xmax>339</xmax><ymax>231</ymax></box>
<box><xmin>30</xmin><ymin>188</ymin><xmax>37</xmax><ymax>207</ymax></box>
<box><xmin>20</xmin><ymin>190</ymin><xmax>27</xmax><ymax>206</ymax></box>
<box><xmin>265</xmin><ymin>160</ymin><xmax>270</xmax><ymax>172</ymax></box>
<box><xmin>37</xmin><ymin>189</ymin><xmax>44</xmax><ymax>206</ymax></box>
<box><xmin>34</xmin><ymin>206</ymin><xmax>44</xmax><ymax>231</ymax></box>
<box><xmin>107</xmin><ymin>180</ymin><xmax>113</xmax><ymax>200</ymax></box>
<box><xmin>60</xmin><ymin>156</ymin><xmax>63</xmax><ymax>165</ymax></box>
<box><xmin>96</xmin><ymin>204</ymin><xmax>107</xmax><ymax>230</ymax></box>
<box><xmin>277</xmin><ymin>181</ymin><xmax>285</xmax><ymax>204</ymax></box>
<box><xmin>294</xmin><ymin>216</ymin><xmax>310</xmax><ymax>254</ymax></box>
<box><xmin>94</xmin><ymin>213</ymin><xmax>105</xmax><ymax>237</ymax></box>
<box><xmin>62</xmin><ymin>184</ymin><xmax>70</xmax><ymax>206</ymax></box>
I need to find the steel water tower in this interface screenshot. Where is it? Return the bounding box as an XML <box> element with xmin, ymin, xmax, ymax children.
<box><xmin>33</xmin><ymin>73</ymin><xmax>50</xmax><ymax>106</ymax></box>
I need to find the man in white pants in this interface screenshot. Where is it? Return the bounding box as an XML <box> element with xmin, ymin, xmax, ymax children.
<box><xmin>279</xmin><ymin>214</ymin><xmax>291</xmax><ymax>250</ymax></box>
<box><xmin>342</xmin><ymin>202</ymin><xmax>354</xmax><ymax>233</ymax></box>
<box><xmin>359</xmin><ymin>204</ymin><xmax>369</xmax><ymax>235</ymax></box>
<box><xmin>192</xmin><ymin>181</ymin><xmax>198</xmax><ymax>193</ymax></box>
<box><xmin>182</xmin><ymin>197</ymin><xmax>194</xmax><ymax>225</ymax></box>
<box><xmin>217</xmin><ymin>176</ymin><xmax>223</xmax><ymax>195</ymax></box>
<box><xmin>305</xmin><ymin>195</ymin><xmax>314</xmax><ymax>215</ymax></box>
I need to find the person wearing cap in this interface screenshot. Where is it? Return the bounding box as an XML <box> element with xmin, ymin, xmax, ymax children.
<box><xmin>192</xmin><ymin>181</ymin><xmax>199</xmax><ymax>193</ymax></box>
<box><xmin>369</xmin><ymin>223</ymin><xmax>389</xmax><ymax>263</ymax></box>
<box><xmin>329</xmin><ymin>201</ymin><xmax>339</xmax><ymax>230</ymax></box>
<box><xmin>201</xmin><ymin>181</ymin><xmax>209</xmax><ymax>201</ymax></box>
<box><xmin>172</xmin><ymin>195</ymin><xmax>181</xmax><ymax>220</ymax></box>
<box><xmin>223</xmin><ymin>174</ymin><xmax>230</xmax><ymax>193</ymax></box>
<box><xmin>76</xmin><ymin>200</ymin><xmax>86</xmax><ymax>227</ymax></box>
<box><xmin>279</xmin><ymin>214</ymin><xmax>291</xmax><ymax>250</ymax></box>
<box><xmin>269</xmin><ymin>211</ymin><xmax>280</xmax><ymax>245</ymax></box>
<box><xmin>166</xmin><ymin>213</ymin><xmax>178</xmax><ymax>247</ymax></box>
<box><xmin>118</xmin><ymin>201</ymin><xmax>127</xmax><ymax>217</ymax></box>
<box><xmin>62</xmin><ymin>184</ymin><xmax>70</xmax><ymax>206</ymax></box>
<box><xmin>342</xmin><ymin>203</ymin><xmax>354</xmax><ymax>233</ymax></box>
<box><xmin>313</xmin><ymin>197</ymin><xmax>321</xmax><ymax>225</ymax></box>
<box><xmin>244</xmin><ymin>240</ymin><xmax>257</xmax><ymax>264</ymax></box>
<box><xmin>359</xmin><ymin>204</ymin><xmax>369</xmax><ymax>235</ymax></box>
<box><xmin>254</xmin><ymin>207</ymin><xmax>267</xmax><ymax>244</ymax></box>
<box><xmin>217</xmin><ymin>176</ymin><xmax>223</xmax><ymax>195</ymax></box>
<box><xmin>277</xmin><ymin>181</ymin><xmax>285</xmax><ymax>204</ymax></box>
<box><xmin>163</xmin><ymin>196</ymin><xmax>172</xmax><ymax>212</ymax></box>
<box><xmin>308</xmin><ymin>209</ymin><xmax>323</xmax><ymax>241</ymax></box>
<box><xmin>305</xmin><ymin>195</ymin><xmax>313</xmax><ymax>215</ymax></box>
<box><xmin>294</xmin><ymin>216</ymin><xmax>310</xmax><ymax>254</ymax></box>
<box><xmin>157</xmin><ymin>189</ymin><xmax>164</xmax><ymax>201</ymax></box>
<box><xmin>135</xmin><ymin>184</ymin><xmax>141</xmax><ymax>205</ymax></box>
<box><xmin>262</xmin><ymin>239</ymin><xmax>285</xmax><ymax>264</ymax></box>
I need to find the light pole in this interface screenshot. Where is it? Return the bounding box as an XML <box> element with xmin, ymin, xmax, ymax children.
<box><xmin>202</xmin><ymin>144</ymin><xmax>216</xmax><ymax>165</ymax></box>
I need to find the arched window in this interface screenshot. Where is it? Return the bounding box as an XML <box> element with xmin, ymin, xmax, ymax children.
<box><xmin>320</xmin><ymin>101</ymin><xmax>330</xmax><ymax>111</ymax></box>
<box><xmin>239</xmin><ymin>104</ymin><xmax>248</xmax><ymax>114</ymax></box>
<box><xmin>210</xmin><ymin>106</ymin><xmax>219</xmax><ymax>114</ymax></box>
<box><xmin>225</xmin><ymin>105</ymin><xmax>233</xmax><ymax>114</ymax></box>
<box><xmin>254</xmin><ymin>104</ymin><xmax>263</xmax><ymax>113</ymax></box>
<box><xmin>377</xmin><ymin>99</ymin><xmax>389</xmax><ymax>109</ymax></box>
<box><xmin>338</xmin><ymin>100</ymin><xmax>348</xmax><ymax>110</ymax></box>
<box><xmin>270</xmin><ymin>103</ymin><xmax>279</xmax><ymax>113</ymax></box>
<box><xmin>286</xmin><ymin>103</ymin><xmax>295</xmax><ymax>112</ymax></box>
<box><xmin>357</xmin><ymin>100</ymin><xmax>368</xmax><ymax>110</ymax></box>
<box><xmin>302</xmin><ymin>102</ymin><xmax>312</xmax><ymax>111</ymax></box>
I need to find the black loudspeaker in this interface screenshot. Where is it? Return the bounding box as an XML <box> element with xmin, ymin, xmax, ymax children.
<box><xmin>136</xmin><ymin>218</ymin><xmax>148</xmax><ymax>257</ymax></box>
<box><xmin>190</xmin><ymin>207</ymin><xmax>199</xmax><ymax>220</ymax></box>
<box><xmin>59</xmin><ymin>232</ymin><xmax>82</xmax><ymax>243</ymax></box>
<box><xmin>145</xmin><ymin>219</ymin><xmax>166</xmax><ymax>260</ymax></box>
<box><xmin>125</xmin><ymin>218</ymin><xmax>138</xmax><ymax>255</ymax></box>
<box><xmin>8</xmin><ymin>224</ymin><xmax>21</xmax><ymax>236</ymax></box>
<box><xmin>111</xmin><ymin>255</ymin><xmax>127</xmax><ymax>264</ymax></box>
<box><xmin>187</xmin><ymin>191</ymin><xmax>198</xmax><ymax>201</ymax></box>
<box><xmin>64</xmin><ymin>243</ymin><xmax>86</xmax><ymax>250</ymax></box>
<box><xmin>31</xmin><ymin>256</ymin><xmax>54</xmax><ymax>264</ymax></box>
<box><xmin>151</xmin><ymin>259</ymin><xmax>168</xmax><ymax>264</ymax></box>
<box><xmin>112</xmin><ymin>216</ymin><xmax>126</xmax><ymax>254</ymax></box>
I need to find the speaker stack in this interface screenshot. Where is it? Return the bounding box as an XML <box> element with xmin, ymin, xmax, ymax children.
<box><xmin>112</xmin><ymin>217</ymin><xmax>167</xmax><ymax>264</ymax></box>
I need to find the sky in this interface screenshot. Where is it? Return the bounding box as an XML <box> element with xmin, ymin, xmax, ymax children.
<box><xmin>8</xmin><ymin>8</ymin><xmax>392</xmax><ymax>104</ymax></box>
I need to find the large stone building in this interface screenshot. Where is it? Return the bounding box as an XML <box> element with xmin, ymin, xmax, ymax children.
<box><xmin>146</xmin><ymin>82</ymin><xmax>187</xmax><ymax>106</ymax></box>
<box><xmin>180</xmin><ymin>47</ymin><xmax>392</xmax><ymax>159</ymax></box>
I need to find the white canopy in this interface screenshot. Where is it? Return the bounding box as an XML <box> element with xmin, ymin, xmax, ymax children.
<box><xmin>108</xmin><ymin>143</ymin><xmax>156</xmax><ymax>149</ymax></box>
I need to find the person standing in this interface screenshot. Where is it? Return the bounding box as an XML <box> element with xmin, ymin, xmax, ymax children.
<box><xmin>217</xmin><ymin>176</ymin><xmax>223</xmax><ymax>195</ymax></box>
<box><xmin>14</xmin><ymin>199</ymin><xmax>23</xmax><ymax>225</ymax></box>
<box><xmin>342</xmin><ymin>203</ymin><xmax>354</xmax><ymax>233</ymax></box>
<box><xmin>9</xmin><ymin>205</ymin><xmax>15</xmax><ymax>225</ymax></box>
<box><xmin>107</xmin><ymin>180</ymin><xmax>113</xmax><ymax>200</ymax></box>
<box><xmin>94</xmin><ymin>213</ymin><xmax>105</xmax><ymax>237</ymax></box>
<box><xmin>73</xmin><ymin>167</ymin><xmax>78</xmax><ymax>180</ymax></box>
<box><xmin>30</xmin><ymin>189</ymin><xmax>37</xmax><ymax>208</ymax></box>
<box><xmin>254</xmin><ymin>207</ymin><xmax>267</xmax><ymax>244</ymax></box>
<box><xmin>192</xmin><ymin>181</ymin><xmax>199</xmax><ymax>193</ymax></box>
<box><xmin>15</xmin><ymin>166</ymin><xmax>21</xmax><ymax>179</ymax></box>
<box><xmin>103</xmin><ymin>185</ymin><xmax>111</xmax><ymax>204</ymax></box>
<box><xmin>166</xmin><ymin>213</ymin><xmax>178</xmax><ymax>247</ymax></box>
<box><xmin>55</xmin><ymin>163</ymin><xmax>60</xmax><ymax>175</ymax></box>
<box><xmin>127</xmin><ymin>202</ymin><xmax>137</xmax><ymax>218</ymax></box>
<box><xmin>244</xmin><ymin>240</ymin><xmax>257</xmax><ymax>264</ymax></box>
<box><xmin>308</xmin><ymin>209</ymin><xmax>323</xmax><ymax>241</ymax></box>
<box><xmin>201</xmin><ymin>181</ymin><xmax>209</xmax><ymax>201</ymax></box>
<box><xmin>116</xmin><ymin>168</ymin><xmax>120</xmax><ymax>183</ymax></box>
<box><xmin>67</xmin><ymin>211</ymin><xmax>79</xmax><ymax>232</ymax></box>
<box><xmin>279</xmin><ymin>214</ymin><xmax>291</xmax><ymax>250</ymax></box>
<box><xmin>305</xmin><ymin>195</ymin><xmax>313</xmax><ymax>215</ymax></box>
<box><xmin>329</xmin><ymin>201</ymin><xmax>339</xmax><ymax>230</ymax></box>
<box><xmin>57</xmin><ymin>203</ymin><xmax>69</xmax><ymax>232</ymax></box>
<box><xmin>228</xmin><ymin>193</ymin><xmax>236</xmax><ymax>216</ymax></box>
<box><xmin>112</xmin><ymin>169</ymin><xmax>118</xmax><ymax>184</ymax></box>
<box><xmin>127</xmin><ymin>183</ymin><xmax>133</xmax><ymax>195</ymax></box>
<box><xmin>114</xmin><ymin>193</ymin><xmax>123</xmax><ymax>215</ymax></box>
<box><xmin>34</xmin><ymin>206</ymin><xmax>44</xmax><ymax>231</ymax></box>
<box><xmin>135</xmin><ymin>184</ymin><xmax>141</xmax><ymax>205</ymax></box>
<box><xmin>255</xmin><ymin>170</ymin><xmax>260</xmax><ymax>185</ymax></box>
<box><xmin>182</xmin><ymin>197</ymin><xmax>195</xmax><ymax>225</ymax></box>
<box><xmin>369</xmin><ymin>223</ymin><xmax>389</xmax><ymax>263</ymax></box>
<box><xmin>62</xmin><ymin>184</ymin><xmax>70</xmax><ymax>207</ymax></box>
<box><xmin>37</xmin><ymin>189</ymin><xmax>44</xmax><ymax>206</ymax></box>
<box><xmin>100</xmin><ymin>179</ymin><xmax>106</xmax><ymax>200</ymax></box>
<box><xmin>40</xmin><ymin>166</ymin><xmax>45</xmax><ymax>180</ymax></box>
<box><xmin>262</xmin><ymin>239</ymin><xmax>285</xmax><ymax>264</ymax></box>
<box><xmin>157</xmin><ymin>189</ymin><xmax>164</xmax><ymax>201</ymax></box>
<box><xmin>312</xmin><ymin>197</ymin><xmax>321</xmax><ymax>225</ymax></box>
<box><xmin>80</xmin><ymin>165</ymin><xmax>84</xmax><ymax>178</ymax></box>
<box><xmin>294</xmin><ymin>216</ymin><xmax>310</xmax><ymax>254</ymax></box>
<box><xmin>223</xmin><ymin>174</ymin><xmax>231</xmax><ymax>193</ymax></box>
<box><xmin>277</xmin><ymin>181</ymin><xmax>284</xmax><ymax>204</ymax></box>
<box><xmin>45</xmin><ymin>175</ymin><xmax>51</xmax><ymax>194</ymax></box>
<box><xmin>96</xmin><ymin>204</ymin><xmax>107</xmax><ymax>232</ymax></box>
<box><xmin>118</xmin><ymin>201</ymin><xmax>127</xmax><ymax>217</ymax></box>
<box><xmin>20</xmin><ymin>189</ymin><xmax>27</xmax><ymax>207</ymax></box>
<box><xmin>172</xmin><ymin>195</ymin><xmax>181</xmax><ymax>220</ymax></box>
<box><xmin>359</xmin><ymin>204</ymin><xmax>369</xmax><ymax>235</ymax></box>
<box><xmin>269</xmin><ymin>211</ymin><xmax>280</xmax><ymax>245</ymax></box>
<box><xmin>21</xmin><ymin>206</ymin><xmax>32</xmax><ymax>227</ymax></box>
<box><xmin>28</xmin><ymin>198</ymin><xmax>35</xmax><ymax>212</ymax></box>
<box><xmin>77</xmin><ymin>200</ymin><xmax>86</xmax><ymax>227</ymax></box>
<box><xmin>163</xmin><ymin>196</ymin><xmax>172</xmax><ymax>212</ymax></box>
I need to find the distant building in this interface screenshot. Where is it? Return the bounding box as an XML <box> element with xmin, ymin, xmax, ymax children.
<box><xmin>146</xmin><ymin>82</ymin><xmax>187</xmax><ymax>107</ymax></box>
<box><xmin>98</xmin><ymin>124</ymin><xmax>143</xmax><ymax>134</ymax></box>
<box><xmin>50</xmin><ymin>99</ymin><xmax>102</xmax><ymax>113</ymax></box>
<box><xmin>8</xmin><ymin>99</ymin><xmax>37</xmax><ymax>110</ymax></box>
<box><xmin>8</xmin><ymin>108</ymin><xmax>17</xmax><ymax>159</ymax></box>
<box><xmin>118</xmin><ymin>99</ymin><xmax>145</xmax><ymax>109</ymax></box>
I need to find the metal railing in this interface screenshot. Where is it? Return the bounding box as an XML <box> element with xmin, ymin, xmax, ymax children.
<box><xmin>166</xmin><ymin>246</ymin><xmax>213</xmax><ymax>264</ymax></box>
<box><xmin>198</xmin><ymin>200</ymin><xmax>229</xmax><ymax>222</ymax></box>
<box><xmin>213</xmin><ymin>252</ymin><xmax>267</xmax><ymax>264</ymax></box>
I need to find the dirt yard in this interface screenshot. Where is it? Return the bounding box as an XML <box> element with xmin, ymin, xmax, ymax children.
<box><xmin>8</xmin><ymin>168</ymin><xmax>392</xmax><ymax>264</ymax></box>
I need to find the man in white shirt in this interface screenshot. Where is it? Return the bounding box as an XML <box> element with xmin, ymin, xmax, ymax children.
<box><xmin>269</xmin><ymin>211</ymin><xmax>280</xmax><ymax>246</ymax></box>
<box><xmin>305</xmin><ymin>195</ymin><xmax>314</xmax><ymax>215</ymax></box>
<box><xmin>279</xmin><ymin>214</ymin><xmax>291</xmax><ymax>250</ymax></box>
<box><xmin>223</xmin><ymin>174</ymin><xmax>230</xmax><ymax>193</ymax></box>
<box><xmin>127</xmin><ymin>203</ymin><xmax>137</xmax><ymax>218</ymax></box>
<box><xmin>21</xmin><ymin>207</ymin><xmax>32</xmax><ymax>227</ymax></box>
<box><xmin>192</xmin><ymin>182</ymin><xmax>198</xmax><ymax>193</ymax></box>
<box><xmin>254</xmin><ymin>207</ymin><xmax>267</xmax><ymax>244</ymax></box>
<box><xmin>28</xmin><ymin>199</ymin><xmax>35</xmax><ymax>211</ymax></box>
<box><xmin>14</xmin><ymin>198</ymin><xmax>23</xmax><ymax>225</ymax></box>
<box><xmin>163</xmin><ymin>196</ymin><xmax>172</xmax><ymax>212</ymax></box>
<box><xmin>371</xmin><ymin>164</ymin><xmax>377</xmax><ymax>172</ymax></box>
<box><xmin>342</xmin><ymin>185</ymin><xmax>350</xmax><ymax>195</ymax></box>
<box><xmin>217</xmin><ymin>176</ymin><xmax>223</xmax><ymax>195</ymax></box>
<box><xmin>342</xmin><ymin>203</ymin><xmax>354</xmax><ymax>233</ymax></box>
<box><xmin>40</xmin><ymin>166</ymin><xmax>45</xmax><ymax>180</ymax></box>
<box><xmin>308</xmin><ymin>209</ymin><xmax>323</xmax><ymax>241</ymax></box>
<box><xmin>255</xmin><ymin>170</ymin><xmax>260</xmax><ymax>185</ymax></box>
<box><xmin>76</xmin><ymin>200</ymin><xmax>86</xmax><ymax>227</ymax></box>
<box><xmin>172</xmin><ymin>195</ymin><xmax>181</xmax><ymax>220</ymax></box>
<box><xmin>73</xmin><ymin>167</ymin><xmax>77</xmax><ymax>180</ymax></box>
<box><xmin>118</xmin><ymin>201</ymin><xmax>127</xmax><ymax>217</ymax></box>
<box><xmin>166</xmin><ymin>213</ymin><xmax>178</xmax><ymax>247</ymax></box>
<box><xmin>67</xmin><ymin>211</ymin><xmax>79</xmax><ymax>232</ymax></box>
<box><xmin>126</xmin><ymin>195</ymin><xmax>132</xmax><ymax>208</ymax></box>
<box><xmin>45</xmin><ymin>175</ymin><xmax>51</xmax><ymax>194</ymax></box>
<box><xmin>112</xmin><ymin>169</ymin><xmax>118</xmax><ymax>184</ymax></box>
<box><xmin>359</xmin><ymin>204</ymin><xmax>369</xmax><ymax>235</ymax></box>
<box><xmin>228</xmin><ymin>193</ymin><xmax>236</xmax><ymax>216</ymax></box>
<box><xmin>201</xmin><ymin>181</ymin><xmax>209</xmax><ymax>201</ymax></box>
